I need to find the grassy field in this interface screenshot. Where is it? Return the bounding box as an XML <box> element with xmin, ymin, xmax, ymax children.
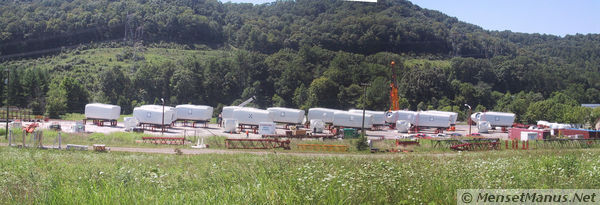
<box><xmin>1</xmin><ymin>147</ymin><xmax>600</xmax><ymax>204</ymax></box>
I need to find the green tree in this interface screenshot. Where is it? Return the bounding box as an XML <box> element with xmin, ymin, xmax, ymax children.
<box><xmin>45</xmin><ymin>80</ymin><xmax>67</xmax><ymax>118</ymax></box>
<box><xmin>307</xmin><ymin>77</ymin><xmax>339</xmax><ymax>108</ymax></box>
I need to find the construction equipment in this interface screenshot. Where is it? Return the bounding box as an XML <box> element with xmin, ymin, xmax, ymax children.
<box><xmin>389</xmin><ymin>61</ymin><xmax>399</xmax><ymax>111</ymax></box>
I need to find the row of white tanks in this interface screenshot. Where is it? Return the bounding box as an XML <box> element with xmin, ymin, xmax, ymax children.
<box><xmin>384</xmin><ymin>110</ymin><xmax>457</xmax><ymax>132</ymax></box>
<box><xmin>222</xmin><ymin>107</ymin><xmax>383</xmax><ymax>130</ymax></box>
<box><xmin>86</xmin><ymin>102</ymin><xmax>516</xmax><ymax>133</ymax></box>
<box><xmin>85</xmin><ymin>103</ymin><xmax>214</xmax><ymax>126</ymax></box>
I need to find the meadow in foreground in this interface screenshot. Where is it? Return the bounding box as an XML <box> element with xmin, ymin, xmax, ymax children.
<box><xmin>2</xmin><ymin>147</ymin><xmax>600</xmax><ymax>204</ymax></box>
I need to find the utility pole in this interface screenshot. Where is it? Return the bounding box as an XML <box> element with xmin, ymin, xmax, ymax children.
<box><xmin>465</xmin><ymin>104</ymin><xmax>472</xmax><ymax>136</ymax></box>
<box><xmin>360</xmin><ymin>82</ymin><xmax>371</xmax><ymax>138</ymax></box>
<box><xmin>4</xmin><ymin>68</ymin><xmax>9</xmax><ymax>140</ymax></box>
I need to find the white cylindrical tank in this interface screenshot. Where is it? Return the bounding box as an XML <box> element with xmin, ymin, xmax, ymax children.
<box><xmin>267</xmin><ymin>107</ymin><xmax>305</xmax><ymax>124</ymax></box>
<box><xmin>232</xmin><ymin>108</ymin><xmax>273</xmax><ymax>126</ymax></box>
<box><xmin>396</xmin><ymin>120</ymin><xmax>411</xmax><ymax>133</ymax></box>
<box><xmin>85</xmin><ymin>103</ymin><xmax>121</xmax><ymax>120</ymax></box>
<box><xmin>478</xmin><ymin>121</ymin><xmax>491</xmax><ymax>133</ymax></box>
<box><xmin>537</xmin><ymin>120</ymin><xmax>549</xmax><ymax>127</ymax></box>
<box><xmin>133</xmin><ymin>105</ymin><xmax>176</xmax><ymax>125</ymax></box>
<box><xmin>309</xmin><ymin>119</ymin><xmax>325</xmax><ymax>133</ymax></box>
<box><xmin>414</xmin><ymin>112</ymin><xmax>451</xmax><ymax>128</ymax></box>
<box><xmin>307</xmin><ymin>108</ymin><xmax>341</xmax><ymax>124</ymax></box>
<box><xmin>349</xmin><ymin>109</ymin><xmax>386</xmax><ymax>125</ymax></box>
<box><xmin>176</xmin><ymin>105</ymin><xmax>213</xmax><ymax>121</ymax></box>
<box><xmin>332</xmin><ymin>111</ymin><xmax>373</xmax><ymax>128</ymax></box>
<box><xmin>474</xmin><ymin>111</ymin><xmax>516</xmax><ymax>127</ymax></box>
<box><xmin>425</xmin><ymin>110</ymin><xmax>458</xmax><ymax>125</ymax></box>
<box><xmin>221</xmin><ymin>106</ymin><xmax>240</xmax><ymax>119</ymax></box>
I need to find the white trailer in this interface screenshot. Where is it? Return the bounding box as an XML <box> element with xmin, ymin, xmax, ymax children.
<box><xmin>425</xmin><ymin>110</ymin><xmax>458</xmax><ymax>125</ymax></box>
<box><xmin>307</xmin><ymin>108</ymin><xmax>342</xmax><ymax>124</ymax></box>
<box><xmin>133</xmin><ymin>105</ymin><xmax>176</xmax><ymax>125</ymax></box>
<box><xmin>332</xmin><ymin>111</ymin><xmax>373</xmax><ymax>129</ymax></box>
<box><xmin>267</xmin><ymin>107</ymin><xmax>305</xmax><ymax>125</ymax></box>
<box><xmin>175</xmin><ymin>105</ymin><xmax>213</xmax><ymax>121</ymax></box>
<box><xmin>471</xmin><ymin>111</ymin><xmax>515</xmax><ymax>127</ymax></box>
<box><xmin>413</xmin><ymin>112</ymin><xmax>451</xmax><ymax>128</ymax></box>
<box><xmin>349</xmin><ymin>109</ymin><xmax>386</xmax><ymax>125</ymax></box>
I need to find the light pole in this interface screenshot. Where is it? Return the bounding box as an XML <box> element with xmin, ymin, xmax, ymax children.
<box><xmin>4</xmin><ymin>69</ymin><xmax>9</xmax><ymax>140</ymax></box>
<box><xmin>360</xmin><ymin>83</ymin><xmax>371</xmax><ymax>138</ymax></box>
<box><xmin>161</xmin><ymin>98</ymin><xmax>165</xmax><ymax>135</ymax></box>
<box><xmin>464</xmin><ymin>104</ymin><xmax>472</xmax><ymax>136</ymax></box>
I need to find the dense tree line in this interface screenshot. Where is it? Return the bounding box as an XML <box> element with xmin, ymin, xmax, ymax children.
<box><xmin>0</xmin><ymin>0</ymin><xmax>599</xmax><ymax>125</ymax></box>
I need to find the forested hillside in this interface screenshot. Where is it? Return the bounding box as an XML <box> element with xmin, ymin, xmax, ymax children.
<box><xmin>0</xmin><ymin>0</ymin><xmax>599</xmax><ymax>124</ymax></box>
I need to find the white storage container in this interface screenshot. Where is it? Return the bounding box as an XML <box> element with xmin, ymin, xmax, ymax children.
<box><xmin>477</xmin><ymin>121</ymin><xmax>491</xmax><ymax>133</ymax></box>
<box><xmin>472</xmin><ymin>111</ymin><xmax>515</xmax><ymax>127</ymax></box>
<box><xmin>232</xmin><ymin>108</ymin><xmax>273</xmax><ymax>126</ymax></box>
<box><xmin>425</xmin><ymin>110</ymin><xmax>458</xmax><ymax>125</ymax></box>
<box><xmin>396</xmin><ymin>120</ymin><xmax>411</xmax><ymax>133</ymax></box>
<box><xmin>133</xmin><ymin>105</ymin><xmax>176</xmax><ymax>125</ymax></box>
<box><xmin>308</xmin><ymin>108</ymin><xmax>341</xmax><ymax>124</ymax></box>
<box><xmin>123</xmin><ymin>117</ymin><xmax>139</xmax><ymax>131</ymax></box>
<box><xmin>223</xmin><ymin>119</ymin><xmax>238</xmax><ymax>133</ymax></box>
<box><xmin>413</xmin><ymin>112</ymin><xmax>451</xmax><ymax>128</ymax></box>
<box><xmin>267</xmin><ymin>107</ymin><xmax>305</xmax><ymax>124</ymax></box>
<box><xmin>85</xmin><ymin>103</ymin><xmax>121</xmax><ymax>120</ymax></box>
<box><xmin>332</xmin><ymin>111</ymin><xmax>373</xmax><ymax>128</ymax></box>
<box><xmin>309</xmin><ymin>119</ymin><xmax>325</xmax><ymax>133</ymax></box>
<box><xmin>349</xmin><ymin>109</ymin><xmax>386</xmax><ymax>125</ymax></box>
<box><xmin>176</xmin><ymin>105</ymin><xmax>213</xmax><ymax>121</ymax></box>
<box><xmin>258</xmin><ymin>122</ymin><xmax>276</xmax><ymax>135</ymax></box>
<box><xmin>221</xmin><ymin>106</ymin><xmax>240</xmax><ymax>119</ymax></box>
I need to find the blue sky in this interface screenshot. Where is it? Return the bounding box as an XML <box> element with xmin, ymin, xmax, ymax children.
<box><xmin>220</xmin><ymin>0</ymin><xmax>600</xmax><ymax>36</ymax></box>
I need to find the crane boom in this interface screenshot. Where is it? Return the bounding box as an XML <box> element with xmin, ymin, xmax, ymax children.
<box><xmin>389</xmin><ymin>61</ymin><xmax>399</xmax><ymax>111</ymax></box>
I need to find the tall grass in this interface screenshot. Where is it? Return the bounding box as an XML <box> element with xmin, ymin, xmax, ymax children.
<box><xmin>1</xmin><ymin>148</ymin><xmax>600</xmax><ymax>204</ymax></box>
